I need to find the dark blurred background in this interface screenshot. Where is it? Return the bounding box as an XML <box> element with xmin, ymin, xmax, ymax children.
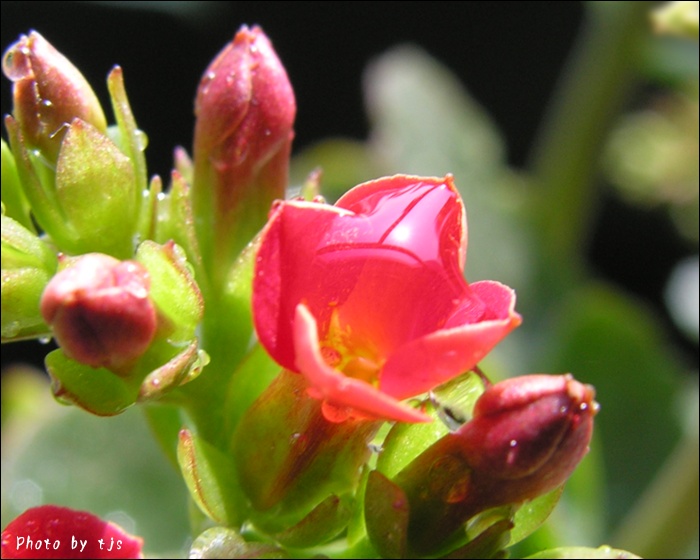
<box><xmin>2</xmin><ymin>1</ymin><xmax>697</xmax><ymax>372</ymax></box>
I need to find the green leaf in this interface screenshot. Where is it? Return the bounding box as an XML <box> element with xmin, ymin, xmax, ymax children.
<box><xmin>0</xmin><ymin>376</ymin><xmax>190</xmax><ymax>557</ymax></box>
<box><xmin>544</xmin><ymin>283</ymin><xmax>685</xmax><ymax>530</ymax></box>
<box><xmin>363</xmin><ymin>45</ymin><xmax>530</xmax><ymax>291</ymax></box>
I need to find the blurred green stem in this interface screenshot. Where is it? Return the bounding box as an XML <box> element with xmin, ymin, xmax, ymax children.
<box><xmin>528</xmin><ymin>1</ymin><xmax>651</xmax><ymax>304</ymax></box>
<box><xmin>611</xmin><ymin>424</ymin><xmax>699</xmax><ymax>558</ymax></box>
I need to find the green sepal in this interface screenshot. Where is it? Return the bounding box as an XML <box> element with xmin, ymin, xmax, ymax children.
<box><xmin>364</xmin><ymin>470</ymin><xmax>410</xmax><ymax>559</ymax></box>
<box><xmin>137</xmin><ymin>339</ymin><xmax>207</xmax><ymax>402</ymax></box>
<box><xmin>445</xmin><ymin>516</ymin><xmax>513</xmax><ymax>559</ymax></box>
<box><xmin>177</xmin><ymin>428</ymin><xmax>248</xmax><ymax>527</ymax></box>
<box><xmin>1</xmin><ymin>138</ymin><xmax>34</xmax><ymax>232</ymax></box>
<box><xmin>509</xmin><ymin>486</ymin><xmax>564</xmax><ymax>546</ymax></box>
<box><xmin>5</xmin><ymin>115</ymin><xmax>69</xmax><ymax>246</ymax></box>
<box><xmin>106</xmin><ymin>66</ymin><xmax>147</xmax><ymax>204</ymax></box>
<box><xmin>54</xmin><ymin>118</ymin><xmax>137</xmax><ymax>258</ymax></box>
<box><xmin>155</xmin><ymin>170</ymin><xmax>201</xmax><ymax>273</ymax></box>
<box><xmin>135</xmin><ymin>240</ymin><xmax>203</xmax><ymax>343</ymax></box>
<box><xmin>231</xmin><ymin>370</ymin><xmax>380</xmax><ymax>534</ymax></box>
<box><xmin>45</xmin><ymin>348</ymin><xmax>138</xmax><ymax>416</ymax></box>
<box><xmin>223</xmin><ymin>342</ymin><xmax>281</xmax><ymax>439</ymax></box>
<box><xmin>1</xmin><ymin>214</ymin><xmax>57</xmax><ymax>341</ymax></box>
<box><xmin>375</xmin><ymin>401</ymin><xmax>447</xmax><ymax>479</ymax></box>
<box><xmin>274</xmin><ymin>493</ymin><xmax>354</xmax><ymax>548</ymax></box>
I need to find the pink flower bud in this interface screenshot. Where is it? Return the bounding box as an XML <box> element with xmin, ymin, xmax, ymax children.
<box><xmin>457</xmin><ymin>374</ymin><xmax>597</xmax><ymax>493</ymax></box>
<box><xmin>192</xmin><ymin>25</ymin><xmax>296</xmax><ymax>291</ymax></box>
<box><xmin>375</xmin><ymin>374</ymin><xmax>597</xmax><ymax>555</ymax></box>
<box><xmin>40</xmin><ymin>253</ymin><xmax>156</xmax><ymax>373</ymax></box>
<box><xmin>2</xmin><ymin>31</ymin><xmax>107</xmax><ymax>163</ymax></box>
<box><xmin>1</xmin><ymin>505</ymin><xmax>143</xmax><ymax>559</ymax></box>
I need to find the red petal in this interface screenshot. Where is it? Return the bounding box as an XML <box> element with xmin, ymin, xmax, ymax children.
<box><xmin>254</xmin><ymin>175</ymin><xmax>467</xmax><ymax>370</ymax></box>
<box><xmin>1</xmin><ymin>505</ymin><xmax>143</xmax><ymax>559</ymax></box>
<box><xmin>380</xmin><ymin>281</ymin><xmax>521</xmax><ymax>399</ymax></box>
<box><xmin>293</xmin><ymin>304</ymin><xmax>431</xmax><ymax>423</ymax></box>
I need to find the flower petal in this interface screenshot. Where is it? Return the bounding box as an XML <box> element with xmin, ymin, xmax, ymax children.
<box><xmin>254</xmin><ymin>175</ymin><xmax>468</xmax><ymax>372</ymax></box>
<box><xmin>1</xmin><ymin>505</ymin><xmax>143</xmax><ymax>559</ymax></box>
<box><xmin>380</xmin><ymin>281</ymin><xmax>521</xmax><ymax>399</ymax></box>
<box><xmin>293</xmin><ymin>304</ymin><xmax>431</xmax><ymax>423</ymax></box>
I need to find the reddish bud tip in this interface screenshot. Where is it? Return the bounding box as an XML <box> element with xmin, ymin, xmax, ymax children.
<box><xmin>2</xmin><ymin>31</ymin><xmax>107</xmax><ymax>163</ymax></box>
<box><xmin>458</xmin><ymin>374</ymin><xmax>597</xmax><ymax>493</ymax></box>
<box><xmin>40</xmin><ymin>253</ymin><xmax>156</xmax><ymax>372</ymax></box>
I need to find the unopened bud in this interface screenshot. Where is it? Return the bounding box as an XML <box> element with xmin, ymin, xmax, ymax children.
<box><xmin>367</xmin><ymin>374</ymin><xmax>597</xmax><ymax>556</ymax></box>
<box><xmin>2</xmin><ymin>31</ymin><xmax>107</xmax><ymax>164</ymax></box>
<box><xmin>40</xmin><ymin>253</ymin><xmax>156</xmax><ymax>373</ymax></box>
<box><xmin>192</xmin><ymin>25</ymin><xmax>296</xmax><ymax>293</ymax></box>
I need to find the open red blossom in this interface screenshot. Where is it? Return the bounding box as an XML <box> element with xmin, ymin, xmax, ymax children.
<box><xmin>1</xmin><ymin>505</ymin><xmax>143</xmax><ymax>559</ymax></box>
<box><xmin>253</xmin><ymin>174</ymin><xmax>522</xmax><ymax>423</ymax></box>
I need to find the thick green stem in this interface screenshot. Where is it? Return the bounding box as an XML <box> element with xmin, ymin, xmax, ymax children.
<box><xmin>527</xmin><ymin>1</ymin><xmax>651</xmax><ymax>305</ymax></box>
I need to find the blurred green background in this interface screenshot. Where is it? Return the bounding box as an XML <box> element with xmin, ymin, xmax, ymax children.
<box><xmin>2</xmin><ymin>2</ymin><xmax>697</xmax><ymax>558</ymax></box>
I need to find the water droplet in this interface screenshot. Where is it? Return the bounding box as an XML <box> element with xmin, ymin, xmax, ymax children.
<box><xmin>2</xmin><ymin>43</ymin><xmax>32</xmax><ymax>82</ymax></box>
<box><xmin>368</xmin><ymin>443</ymin><xmax>383</xmax><ymax>454</ymax></box>
<box><xmin>3</xmin><ymin>321</ymin><xmax>20</xmax><ymax>338</ymax></box>
<box><xmin>134</xmin><ymin>129</ymin><xmax>148</xmax><ymax>151</ymax></box>
<box><xmin>38</xmin><ymin>336</ymin><xmax>52</xmax><ymax>345</ymax></box>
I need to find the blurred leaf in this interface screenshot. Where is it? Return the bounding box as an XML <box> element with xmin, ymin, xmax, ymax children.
<box><xmin>290</xmin><ymin>138</ymin><xmax>384</xmax><ymax>202</ymax></box>
<box><xmin>363</xmin><ymin>45</ymin><xmax>531</xmax><ymax>291</ymax></box>
<box><xmin>0</xmin><ymin>382</ymin><xmax>190</xmax><ymax>557</ymax></box>
<box><xmin>544</xmin><ymin>282</ymin><xmax>685</xmax><ymax>530</ymax></box>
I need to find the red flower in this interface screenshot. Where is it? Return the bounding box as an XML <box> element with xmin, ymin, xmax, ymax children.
<box><xmin>253</xmin><ymin>174</ymin><xmax>521</xmax><ymax>422</ymax></box>
<box><xmin>1</xmin><ymin>505</ymin><xmax>143</xmax><ymax>559</ymax></box>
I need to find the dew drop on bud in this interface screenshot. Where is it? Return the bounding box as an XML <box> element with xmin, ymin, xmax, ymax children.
<box><xmin>2</xmin><ymin>41</ymin><xmax>32</xmax><ymax>81</ymax></box>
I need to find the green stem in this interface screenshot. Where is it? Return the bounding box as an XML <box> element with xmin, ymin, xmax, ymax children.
<box><xmin>527</xmin><ymin>1</ymin><xmax>651</xmax><ymax>305</ymax></box>
<box><xmin>610</xmin><ymin>427</ymin><xmax>699</xmax><ymax>558</ymax></box>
